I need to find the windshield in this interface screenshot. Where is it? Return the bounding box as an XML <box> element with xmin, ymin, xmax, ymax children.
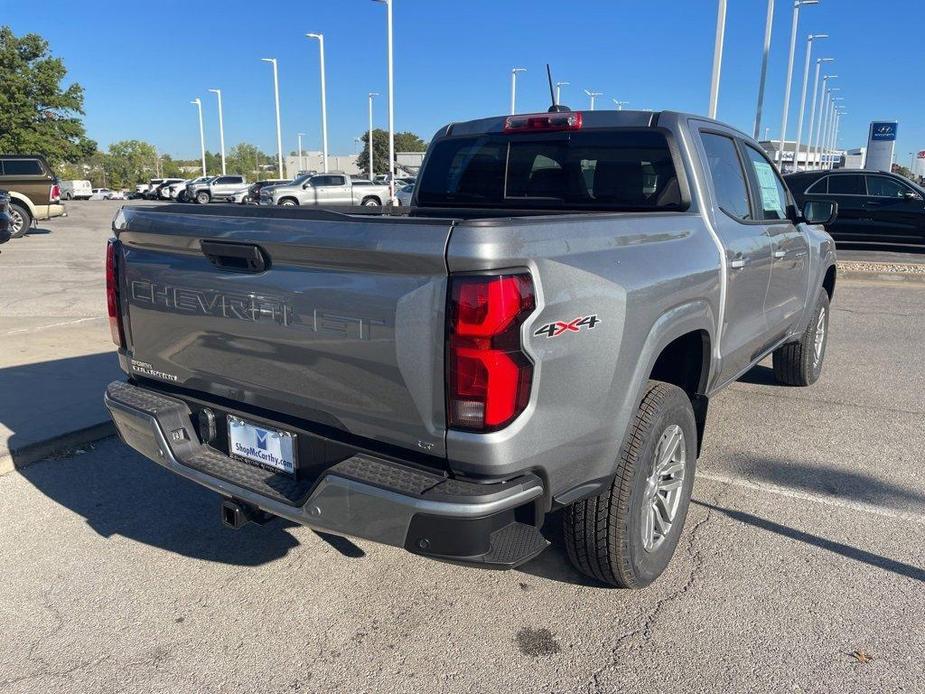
<box><xmin>289</xmin><ymin>174</ymin><xmax>311</xmax><ymax>186</ymax></box>
<box><xmin>416</xmin><ymin>129</ymin><xmax>683</xmax><ymax>211</ymax></box>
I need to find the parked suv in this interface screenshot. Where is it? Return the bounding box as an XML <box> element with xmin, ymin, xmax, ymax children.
<box><xmin>785</xmin><ymin>169</ymin><xmax>925</xmax><ymax>246</ymax></box>
<box><xmin>0</xmin><ymin>155</ymin><xmax>64</xmax><ymax>238</ymax></box>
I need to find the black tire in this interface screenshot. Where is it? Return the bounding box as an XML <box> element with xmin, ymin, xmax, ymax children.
<box><xmin>773</xmin><ymin>291</ymin><xmax>830</xmax><ymax>387</ymax></box>
<box><xmin>176</xmin><ymin>190</ymin><xmax>188</xmax><ymax>203</ymax></box>
<box><xmin>196</xmin><ymin>191</ymin><xmax>211</xmax><ymax>205</ymax></box>
<box><xmin>362</xmin><ymin>196</ymin><xmax>381</xmax><ymax>207</ymax></box>
<box><xmin>8</xmin><ymin>202</ymin><xmax>32</xmax><ymax>238</ymax></box>
<box><xmin>564</xmin><ymin>381</ymin><xmax>697</xmax><ymax>588</ymax></box>
<box><xmin>278</xmin><ymin>197</ymin><xmax>298</xmax><ymax>206</ymax></box>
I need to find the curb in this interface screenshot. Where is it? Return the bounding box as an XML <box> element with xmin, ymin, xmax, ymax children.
<box><xmin>0</xmin><ymin>421</ymin><xmax>115</xmax><ymax>477</ymax></box>
<box><xmin>838</xmin><ymin>269</ymin><xmax>925</xmax><ymax>284</ymax></box>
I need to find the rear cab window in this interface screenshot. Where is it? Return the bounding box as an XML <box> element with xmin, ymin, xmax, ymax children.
<box><xmin>1</xmin><ymin>159</ymin><xmax>45</xmax><ymax>176</ymax></box>
<box><xmin>416</xmin><ymin>129</ymin><xmax>684</xmax><ymax>212</ymax></box>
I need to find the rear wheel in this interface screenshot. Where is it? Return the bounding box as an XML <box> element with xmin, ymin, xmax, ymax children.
<box><xmin>773</xmin><ymin>291</ymin><xmax>830</xmax><ymax>386</ymax></box>
<box><xmin>563</xmin><ymin>381</ymin><xmax>697</xmax><ymax>588</ymax></box>
<box><xmin>196</xmin><ymin>191</ymin><xmax>211</xmax><ymax>205</ymax></box>
<box><xmin>8</xmin><ymin>202</ymin><xmax>32</xmax><ymax>238</ymax></box>
<box><xmin>176</xmin><ymin>190</ymin><xmax>188</xmax><ymax>203</ymax></box>
<box><xmin>362</xmin><ymin>196</ymin><xmax>381</xmax><ymax>207</ymax></box>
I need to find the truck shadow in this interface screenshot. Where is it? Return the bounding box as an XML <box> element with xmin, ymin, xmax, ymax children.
<box><xmin>18</xmin><ymin>441</ymin><xmax>301</xmax><ymax>566</ymax></box>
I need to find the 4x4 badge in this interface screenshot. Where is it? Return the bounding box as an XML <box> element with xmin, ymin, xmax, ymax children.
<box><xmin>534</xmin><ymin>314</ymin><xmax>600</xmax><ymax>338</ymax></box>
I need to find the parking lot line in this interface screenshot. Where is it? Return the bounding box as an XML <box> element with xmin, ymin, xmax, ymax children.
<box><xmin>697</xmin><ymin>471</ymin><xmax>925</xmax><ymax>525</ymax></box>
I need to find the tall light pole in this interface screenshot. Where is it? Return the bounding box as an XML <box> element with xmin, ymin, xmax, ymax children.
<box><xmin>612</xmin><ymin>99</ymin><xmax>629</xmax><ymax>110</ymax></box>
<box><xmin>306</xmin><ymin>34</ymin><xmax>329</xmax><ymax>173</ymax></box>
<box><xmin>584</xmin><ymin>89</ymin><xmax>602</xmax><ymax>111</ymax></box>
<box><xmin>708</xmin><ymin>0</ymin><xmax>727</xmax><ymax>119</ymax></box>
<box><xmin>555</xmin><ymin>81</ymin><xmax>569</xmax><ymax>106</ymax></box>
<box><xmin>805</xmin><ymin>57</ymin><xmax>833</xmax><ymax>169</ymax></box>
<box><xmin>792</xmin><ymin>33</ymin><xmax>827</xmax><ymax>170</ymax></box>
<box><xmin>260</xmin><ymin>58</ymin><xmax>284</xmax><ymax>178</ymax></box>
<box><xmin>510</xmin><ymin>67</ymin><xmax>527</xmax><ymax>115</ymax></box>
<box><xmin>753</xmin><ymin>0</ymin><xmax>774</xmax><ymax>138</ymax></box>
<box><xmin>776</xmin><ymin>0</ymin><xmax>820</xmax><ymax>164</ymax></box>
<box><xmin>910</xmin><ymin>152</ymin><xmax>917</xmax><ymax>179</ymax></box>
<box><xmin>208</xmin><ymin>89</ymin><xmax>226</xmax><ymax>175</ymax></box>
<box><xmin>817</xmin><ymin>86</ymin><xmax>838</xmax><ymax>170</ymax></box>
<box><xmin>190</xmin><ymin>98</ymin><xmax>206</xmax><ymax>176</ymax></box>
<box><xmin>827</xmin><ymin>99</ymin><xmax>844</xmax><ymax>169</ymax></box>
<box><xmin>832</xmin><ymin>109</ymin><xmax>846</xmax><ymax>168</ymax></box>
<box><xmin>373</xmin><ymin>0</ymin><xmax>396</xmax><ymax>203</ymax></box>
<box><xmin>297</xmin><ymin>132</ymin><xmax>305</xmax><ymax>173</ymax></box>
<box><xmin>368</xmin><ymin>91</ymin><xmax>379</xmax><ymax>180</ymax></box>
<box><xmin>813</xmin><ymin>76</ymin><xmax>837</xmax><ymax>169</ymax></box>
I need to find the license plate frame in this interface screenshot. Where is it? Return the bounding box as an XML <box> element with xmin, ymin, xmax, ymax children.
<box><xmin>226</xmin><ymin>415</ymin><xmax>297</xmax><ymax>476</ymax></box>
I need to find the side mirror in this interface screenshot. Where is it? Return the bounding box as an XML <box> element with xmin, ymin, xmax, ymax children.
<box><xmin>902</xmin><ymin>191</ymin><xmax>922</xmax><ymax>201</ymax></box>
<box><xmin>803</xmin><ymin>199</ymin><xmax>837</xmax><ymax>226</ymax></box>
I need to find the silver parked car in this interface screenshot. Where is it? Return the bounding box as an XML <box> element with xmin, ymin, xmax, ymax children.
<box><xmin>259</xmin><ymin>173</ymin><xmax>390</xmax><ymax>207</ymax></box>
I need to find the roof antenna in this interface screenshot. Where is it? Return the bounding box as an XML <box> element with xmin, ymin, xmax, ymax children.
<box><xmin>546</xmin><ymin>64</ymin><xmax>570</xmax><ymax>113</ymax></box>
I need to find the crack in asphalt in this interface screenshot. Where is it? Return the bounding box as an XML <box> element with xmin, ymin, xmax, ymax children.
<box><xmin>585</xmin><ymin>482</ymin><xmax>730</xmax><ymax>693</ymax></box>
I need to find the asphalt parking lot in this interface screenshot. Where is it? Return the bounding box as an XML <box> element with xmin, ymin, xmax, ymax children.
<box><xmin>1</xmin><ymin>201</ymin><xmax>923</xmax><ymax>693</ymax></box>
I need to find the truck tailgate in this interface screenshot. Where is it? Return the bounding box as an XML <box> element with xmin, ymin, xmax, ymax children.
<box><xmin>114</xmin><ymin>206</ymin><xmax>452</xmax><ymax>457</ymax></box>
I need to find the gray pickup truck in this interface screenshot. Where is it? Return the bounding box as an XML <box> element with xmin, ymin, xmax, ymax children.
<box><xmin>104</xmin><ymin>109</ymin><xmax>837</xmax><ymax>587</ymax></box>
<box><xmin>259</xmin><ymin>172</ymin><xmax>391</xmax><ymax>207</ymax></box>
<box><xmin>187</xmin><ymin>175</ymin><xmax>247</xmax><ymax>204</ymax></box>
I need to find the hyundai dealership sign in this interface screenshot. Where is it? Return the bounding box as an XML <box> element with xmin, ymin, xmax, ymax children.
<box><xmin>865</xmin><ymin>121</ymin><xmax>898</xmax><ymax>171</ymax></box>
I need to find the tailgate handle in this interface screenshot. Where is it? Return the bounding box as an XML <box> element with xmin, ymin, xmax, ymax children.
<box><xmin>200</xmin><ymin>240</ymin><xmax>269</xmax><ymax>273</ymax></box>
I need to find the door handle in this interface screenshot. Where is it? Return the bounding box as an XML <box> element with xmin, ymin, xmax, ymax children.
<box><xmin>773</xmin><ymin>250</ymin><xmax>787</xmax><ymax>259</ymax></box>
<box><xmin>729</xmin><ymin>258</ymin><xmax>748</xmax><ymax>269</ymax></box>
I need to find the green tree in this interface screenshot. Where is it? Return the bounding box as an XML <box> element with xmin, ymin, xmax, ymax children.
<box><xmin>356</xmin><ymin>129</ymin><xmax>427</xmax><ymax>176</ymax></box>
<box><xmin>0</xmin><ymin>26</ymin><xmax>96</xmax><ymax>162</ymax></box>
<box><xmin>227</xmin><ymin>142</ymin><xmax>270</xmax><ymax>179</ymax></box>
<box><xmin>105</xmin><ymin>140</ymin><xmax>157</xmax><ymax>189</ymax></box>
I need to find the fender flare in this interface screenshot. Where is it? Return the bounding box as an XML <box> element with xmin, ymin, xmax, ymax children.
<box><xmin>7</xmin><ymin>191</ymin><xmax>37</xmax><ymax>217</ymax></box>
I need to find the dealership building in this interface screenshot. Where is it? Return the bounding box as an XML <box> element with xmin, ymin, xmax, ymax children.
<box><xmin>759</xmin><ymin>140</ymin><xmax>846</xmax><ymax>171</ymax></box>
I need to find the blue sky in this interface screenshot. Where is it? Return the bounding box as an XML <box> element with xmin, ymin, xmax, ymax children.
<box><xmin>5</xmin><ymin>0</ymin><xmax>923</xmax><ymax>164</ymax></box>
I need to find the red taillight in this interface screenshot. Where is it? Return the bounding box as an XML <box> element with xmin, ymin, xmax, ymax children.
<box><xmin>448</xmin><ymin>274</ymin><xmax>535</xmax><ymax>431</ymax></box>
<box><xmin>504</xmin><ymin>111</ymin><xmax>583</xmax><ymax>133</ymax></box>
<box><xmin>106</xmin><ymin>239</ymin><xmax>125</xmax><ymax>348</ymax></box>
<box><xmin>50</xmin><ymin>184</ymin><xmax>60</xmax><ymax>202</ymax></box>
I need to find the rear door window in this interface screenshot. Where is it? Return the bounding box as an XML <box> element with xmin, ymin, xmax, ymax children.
<box><xmin>805</xmin><ymin>177</ymin><xmax>828</xmax><ymax>194</ymax></box>
<box><xmin>827</xmin><ymin>175</ymin><xmax>865</xmax><ymax>195</ymax></box>
<box><xmin>700</xmin><ymin>133</ymin><xmax>751</xmax><ymax>221</ymax></box>
<box><xmin>2</xmin><ymin>159</ymin><xmax>44</xmax><ymax>176</ymax></box>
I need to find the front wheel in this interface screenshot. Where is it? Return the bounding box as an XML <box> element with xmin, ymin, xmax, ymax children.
<box><xmin>772</xmin><ymin>291</ymin><xmax>830</xmax><ymax>386</ymax></box>
<box><xmin>8</xmin><ymin>202</ymin><xmax>32</xmax><ymax>238</ymax></box>
<box><xmin>195</xmin><ymin>191</ymin><xmax>211</xmax><ymax>205</ymax></box>
<box><xmin>563</xmin><ymin>381</ymin><xmax>697</xmax><ymax>588</ymax></box>
<box><xmin>278</xmin><ymin>198</ymin><xmax>298</xmax><ymax>206</ymax></box>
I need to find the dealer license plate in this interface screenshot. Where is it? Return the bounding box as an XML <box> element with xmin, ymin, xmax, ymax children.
<box><xmin>227</xmin><ymin>415</ymin><xmax>297</xmax><ymax>475</ymax></box>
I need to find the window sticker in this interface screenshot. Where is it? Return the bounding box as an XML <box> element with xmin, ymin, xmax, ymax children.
<box><xmin>752</xmin><ymin>160</ymin><xmax>782</xmax><ymax>212</ymax></box>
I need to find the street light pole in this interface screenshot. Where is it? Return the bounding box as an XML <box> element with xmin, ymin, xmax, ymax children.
<box><xmin>208</xmin><ymin>88</ymin><xmax>226</xmax><ymax>175</ymax></box>
<box><xmin>510</xmin><ymin>67</ymin><xmax>526</xmax><ymax>115</ymax></box>
<box><xmin>753</xmin><ymin>0</ymin><xmax>774</xmax><ymax>138</ymax></box>
<box><xmin>776</xmin><ymin>0</ymin><xmax>819</xmax><ymax>165</ymax></box>
<box><xmin>297</xmin><ymin>133</ymin><xmax>305</xmax><ymax>173</ymax></box>
<box><xmin>584</xmin><ymin>89</ymin><xmax>602</xmax><ymax>111</ymax></box>
<box><xmin>555</xmin><ymin>81</ymin><xmax>569</xmax><ymax>106</ymax></box>
<box><xmin>827</xmin><ymin>99</ymin><xmax>844</xmax><ymax>169</ymax></box>
<box><xmin>368</xmin><ymin>92</ymin><xmax>379</xmax><ymax>181</ymax></box>
<box><xmin>818</xmin><ymin>87</ymin><xmax>838</xmax><ymax>170</ymax></box>
<box><xmin>306</xmin><ymin>34</ymin><xmax>329</xmax><ymax>173</ymax></box>
<box><xmin>611</xmin><ymin>99</ymin><xmax>629</xmax><ymax>110</ymax></box>
<box><xmin>708</xmin><ymin>0</ymin><xmax>727</xmax><ymax>119</ymax></box>
<box><xmin>792</xmin><ymin>34</ymin><xmax>827</xmax><ymax>170</ymax></box>
<box><xmin>260</xmin><ymin>58</ymin><xmax>284</xmax><ymax>178</ymax></box>
<box><xmin>190</xmin><ymin>98</ymin><xmax>206</xmax><ymax>176</ymax></box>
<box><xmin>805</xmin><ymin>57</ymin><xmax>833</xmax><ymax>169</ymax></box>
<box><xmin>813</xmin><ymin>77</ymin><xmax>836</xmax><ymax>169</ymax></box>
<box><xmin>373</xmin><ymin>0</ymin><xmax>396</xmax><ymax>203</ymax></box>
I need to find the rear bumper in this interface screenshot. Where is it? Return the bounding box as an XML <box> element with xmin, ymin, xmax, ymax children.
<box><xmin>104</xmin><ymin>381</ymin><xmax>548</xmax><ymax>568</ymax></box>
